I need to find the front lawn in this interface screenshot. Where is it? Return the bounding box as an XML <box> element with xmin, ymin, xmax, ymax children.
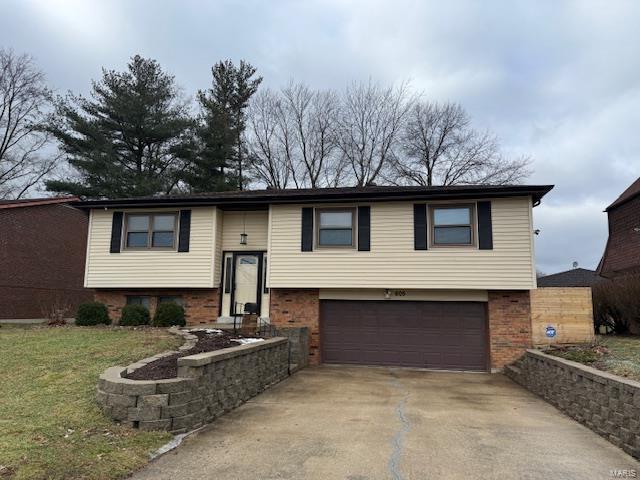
<box><xmin>546</xmin><ymin>335</ymin><xmax>640</xmax><ymax>382</ymax></box>
<box><xmin>0</xmin><ymin>325</ymin><xmax>181</xmax><ymax>480</ymax></box>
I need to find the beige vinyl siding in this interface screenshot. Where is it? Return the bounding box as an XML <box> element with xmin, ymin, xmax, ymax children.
<box><xmin>221</xmin><ymin>211</ymin><xmax>269</xmax><ymax>251</ymax></box>
<box><xmin>213</xmin><ymin>209</ymin><xmax>223</xmax><ymax>286</ymax></box>
<box><xmin>268</xmin><ymin>197</ymin><xmax>536</xmax><ymax>290</ymax></box>
<box><xmin>85</xmin><ymin>207</ymin><xmax>216</xmax><ymax>288</ymax></box>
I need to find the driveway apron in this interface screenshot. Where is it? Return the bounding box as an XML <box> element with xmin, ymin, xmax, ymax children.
<box><xmin>131</xmin><ymin>366</ymin><xmax>639</xmax><ymax>480</ymax></box>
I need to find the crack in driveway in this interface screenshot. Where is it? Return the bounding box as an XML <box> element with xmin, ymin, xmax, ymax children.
<box><xmin>388</xmin><ymin>370</ymin><xmax>412</xmax><ymax>480</ymax></box>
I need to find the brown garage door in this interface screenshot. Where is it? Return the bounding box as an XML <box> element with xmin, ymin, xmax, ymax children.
<box><xmin>320</xmin><ymin>300</ymin><xmax>487</xmax><ymax>371</ymax></box>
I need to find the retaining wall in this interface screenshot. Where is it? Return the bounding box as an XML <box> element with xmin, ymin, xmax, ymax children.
<box><xmin>96</xmin><ymin>335</ymin><xmax>289</xmax><ymax>433</ymax></box>
<box><xmin>273</xmin><ymin>326</ymin><xmax>310</xmax><ymax>370</ymax></box>
<box><xmin>506</xmin><ymin>349</ymin><xmax>640</xmax><ymax>459</ymax></box>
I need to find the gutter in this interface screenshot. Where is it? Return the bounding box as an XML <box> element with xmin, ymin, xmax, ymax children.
<box><xmin>73</xmin><ymin>185</ymin><xmax>554</xmax><ymax>210</ymax></box>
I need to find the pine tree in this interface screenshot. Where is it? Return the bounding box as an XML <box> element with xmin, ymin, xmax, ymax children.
<box><xmin>46</xmin><ymin>55</ymin><xmax>194</xmax><ymax>198</ymax></box>
<box><xmin>186</xmin><ymin>60</ymin><xmax>261</xmax><ymax>192</ymax></box>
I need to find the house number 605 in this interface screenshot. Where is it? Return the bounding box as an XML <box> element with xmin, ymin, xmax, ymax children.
<box><xmin>393</xmin><ymin>290</ymin><xmax>407</xmax><ymax>297</ymax></box>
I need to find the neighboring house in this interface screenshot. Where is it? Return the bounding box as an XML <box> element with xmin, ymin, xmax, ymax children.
<box><xmin>0</xmin><ymin>197</ymin><xmax>93</xmax><ymax>322</ymax></box>
<box><xmin>76</xmin><ymin>184</ymin><xmax>553</xmax><ymax>372</ymax></box>
<box><xmin>598</xmin><ymin>177</ymin><xmax>640</xmax><ymax>278</ymax></box>
<box><xmin>537</xmin><ymin>268</ymin><xmax>603</xmax><ymax>287</ymax></box>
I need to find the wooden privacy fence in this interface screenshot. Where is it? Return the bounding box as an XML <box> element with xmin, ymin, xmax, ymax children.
<box><xmin>530</xmin><ymin>287</ymin><xmax>595</xmax><ymax>346</ymax></box>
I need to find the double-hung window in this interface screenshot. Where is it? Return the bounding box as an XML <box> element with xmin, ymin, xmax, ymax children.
<box><xmin>125</xmin><ymin>213</ymin><xmax>177</xmax><ymax>249</ymax></box>
<box><xmin>430</xmin><ymin>205</ymin><xmax>475</xmax><ymax>246</ymax></box>
<box><xmin>316</xmin><ymin>209</ymin><xmax>355</xmax><ymax>247</ymax></box>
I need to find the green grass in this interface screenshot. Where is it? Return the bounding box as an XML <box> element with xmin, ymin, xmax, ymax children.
<box><xmin>0</xmin><ymin>325</ymin><xmax>181</xmax><ymax>480</ymax></box>
<box><xmin>597</xmin><ymin>336</ymin><xmax>640</xmax><ymax>381</ymax></box>
<box><xmin>548</xmin><ymin>335</ymin><xmax>640</xmax><ymax>382</ymax></box>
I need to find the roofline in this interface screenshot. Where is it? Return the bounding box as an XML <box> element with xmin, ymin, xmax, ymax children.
<box><xmin>0</xmin><ymin>196</ymin><xmax>79</xmax><ymax>210</ymax></box>
<box><xmin>73</xmin><ymin>185</ymin><xmax>554</xmax><ymax>210</ymax></box>
<box><xmin>605</xmin><ymin>194</ymin><xmax>638</xmax><ymax>212</ymax></box>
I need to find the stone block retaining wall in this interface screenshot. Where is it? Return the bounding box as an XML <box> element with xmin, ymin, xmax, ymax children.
<box><xmin>272</xmin><ymin>326</ymin><xmax>310</xmax><ymax>370</ymax></box>
<box><xmin>506</xmin><ymin>349</ymin><xmax>640</xmax><ymax>459</ymax></box>
<box><xmin>96</xmin><ymin>333</ymin><xmax>289</xmax><ymax>433</ymax></box>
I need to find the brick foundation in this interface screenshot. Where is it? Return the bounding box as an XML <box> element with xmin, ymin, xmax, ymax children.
<box><xmin>94</xmin><ymin>289</ymin><xmax>219</xmax><ymax>325</ymax></box>
<box><xmin>488</xmin><ymin>290</ymin><xmax>532</xmax><ymax>370</ymax></box>
<box><xmin>269</xmin><ymin>289</ymin><xmax>320</xmax><ymax>365</ymax></box>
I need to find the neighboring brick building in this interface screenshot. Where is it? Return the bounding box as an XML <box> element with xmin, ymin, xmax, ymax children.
<box><xmin>598</xmin><ymin>177</ymin><xmax>640</xmax><ymax>278</ymax></box>
<box><xmin>0</xmin><ymin>197</ymin><xmax>93</xmax><ymax>321</ymax></box>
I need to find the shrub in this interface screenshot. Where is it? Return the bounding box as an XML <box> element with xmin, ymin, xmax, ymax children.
<box><xmin>75</xmin><ymin>302</ymin><xmax>111</xmax><ymax>326</ymax></box>
<box><xmin>152</xmin><ymin>302</ymin><xmax>185</xmax><ymax>327</ymax></box>
<box><xmin>41</xmin><ymin>297</ymin><xmax>72</xmax><ymax>326</ymax></box>
<box><xmin>119</xmin><ymin>304</ymin><xmax>150</xmax><ymax>326</ymax></box>
<box><xmin>593</xmin><ymin>275</ymin><xmax>640</xmax><ymax>334</ymax></box>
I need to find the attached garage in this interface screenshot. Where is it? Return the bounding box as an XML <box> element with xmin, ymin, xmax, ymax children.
<box><xmin>320</xmin><ymin>300</ymin><xmax>488</xmax><ymax>371</ymax></box>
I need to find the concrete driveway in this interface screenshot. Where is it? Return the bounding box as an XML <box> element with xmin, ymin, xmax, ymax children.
<box><xmin>133</xmin><ymin>366</ymin><xmax>639</xmax><ymax>480</ymax></box>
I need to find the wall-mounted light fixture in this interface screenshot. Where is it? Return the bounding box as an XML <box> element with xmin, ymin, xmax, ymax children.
<box><xmin>240</xmin><ymin>213</ymin><xmax>248</xmax><ymax>245</ymax></box>
<box><xmin>384</xmin><ymin>289</ymin><xmax>391</xmax><ymax>299</ymax></box>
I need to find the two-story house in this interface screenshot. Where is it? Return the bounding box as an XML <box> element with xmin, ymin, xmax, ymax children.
<box><xmin>598</xmin><ymin>177</ymin><xmax>640</xmax><ymax>278</ymax></box>
<box><xmin>77</xmin><ymin>184</ymin><xmax>553</xmax><ymax>372</ymax></box>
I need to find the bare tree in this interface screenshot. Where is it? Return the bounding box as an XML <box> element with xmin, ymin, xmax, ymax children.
<box><xmin>0</xmin><ymin>49</ymin><xmax>58</xmax><ymax>199</ymax></box>
<box><xmin>392</xmin><ymin>101</ymin><xmax>530</xmax><ymax>186</ymax></box>
<box><xmin>336</xmin><ymin>80</ymin><xmax>412</xmax><ymax>186</ymax></box>
<box><xmin>280</xmin><ymin>82</ymin><xmax>342</xmax><ymax>187</ymax></box>
<box><xmin>246</xmin><ymin>82</ymin><xmax>345</xmax><ymax>189</ymax></box>
<box><xmin>245</xmin><ymin>89</ymin><xmax>293</xmax><ymax>189</ymax></box>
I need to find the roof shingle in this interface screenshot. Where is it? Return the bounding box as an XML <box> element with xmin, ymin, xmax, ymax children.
<box><xmin>606</xmin><ymin>177</ymin><xmax>640</xmax><ymax>211</ymax></box>
<box><xmin>537</xmin><ymin>268</ymin><xmax>603</xmax><ymax>287</ymax></box>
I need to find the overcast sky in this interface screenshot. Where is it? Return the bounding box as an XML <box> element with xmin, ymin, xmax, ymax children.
<box><xmin>2</xmin><ymin>0</ymin><xmax>639</xmax><ymax>274</ymax></box>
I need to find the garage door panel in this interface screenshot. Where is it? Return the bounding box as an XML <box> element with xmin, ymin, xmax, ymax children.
<box><xmin>320</xmin><ymin>300</ymin><xmax>487</xmax><ymax>371</ymax></box>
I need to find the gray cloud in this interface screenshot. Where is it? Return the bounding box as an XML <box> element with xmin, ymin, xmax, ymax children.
<box><xmin>2</xmin><ymin>0</ymin><xmax>639</xmax><ymax>273</ymax></box>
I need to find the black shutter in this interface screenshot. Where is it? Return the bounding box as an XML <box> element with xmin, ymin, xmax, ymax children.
<box><xmin>224</xmin><ymin>257</ymin><xmax>232</xmax><ymax>294</ymax></box>
<box><xmin>357</xmin><ymin>206</ymin><xmax>370</xmax><ymax>251</ymax></box>
<box><xmin>178</xmin><ymin>210</ymin><xmax>191</xmax><ymax>252</ymax></box>
<box><xmin>110</xmin><ymin>211</ymin><xmax>123</xmax><ymax>253</ymax></box>
<box><xmin>477</xmin><ymin>201</ymin><xmax>493</xmax><ymax>250</ymax></box>
<box><xmin>263</xmin><ymin>257</ymin><xmax>269</xmax><ymax>293</ymax></box>
<box><xmin>413</xmin><ymin>204</ymin><xmax>427</xmax><ymax>250</ymax></box>
<box><xmin>301</xmin><ymin>207</ymin><xmax>314</xmax><ymax>251</ymax></box>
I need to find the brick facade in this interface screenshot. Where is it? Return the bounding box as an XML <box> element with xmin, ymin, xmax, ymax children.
<box><xmin>487</xmin><ymin>290</ymin><xmax>532</xmax><ymax>370</ymax></box>
<box><xmin>92</xmin><ymin>286</ymin><xmax>535</xmax><ymax>371</ymax></box>
<box><xmin>599</xmin><ymin>194</ymin><xmax>640</xmax><ymax>277</ymax></box>
<box><xmin>95</xmin><ymin>289</ymin><xmax>219</xmax><ymax>325</ymax></box>
<box><xmin>269</xmin><ymin>289</ymin><xmax>320</xmax><ymax>365</ymax></box>
<box><xmin>0</xmin><ymin>203</ymin><xmax>92</xmax><ymax>319</ymax></box>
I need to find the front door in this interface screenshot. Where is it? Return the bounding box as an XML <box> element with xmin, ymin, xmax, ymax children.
<box><xmin>233</xmin><ymin>254</ymin><xmax>260</xmax><ymax>314</ymax></box>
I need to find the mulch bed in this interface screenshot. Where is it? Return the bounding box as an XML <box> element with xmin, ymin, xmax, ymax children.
<box><xmin>545</xmin><ymin>344</ymin><xmax>610</xmax><ymax>367</ymax></box>
<box><xmin>124</xmin><ymin>330</ymin><xmax>261</xmax><ymax>380</ymax></box>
